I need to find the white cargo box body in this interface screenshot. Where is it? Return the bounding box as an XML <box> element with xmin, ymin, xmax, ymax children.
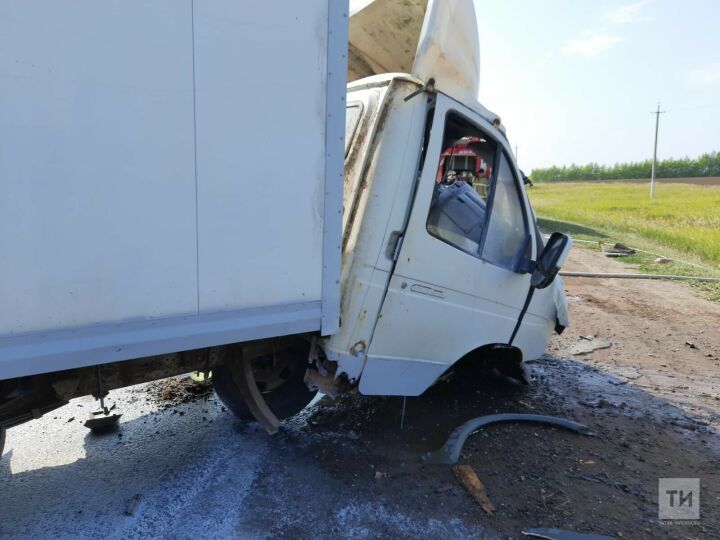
<box><xmin>0</xmin><ymin>0</ymin><xmax>348</xmax><ymax>379</ymax></box>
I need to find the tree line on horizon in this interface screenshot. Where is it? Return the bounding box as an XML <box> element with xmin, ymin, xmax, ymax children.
<box><xmin>529</xmin><ymin>151</ymin><xmax>720</xmax><ymax>182</ymax></box>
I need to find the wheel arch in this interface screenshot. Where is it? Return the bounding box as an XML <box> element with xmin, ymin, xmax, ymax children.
<box><xmin>450</xmin><ymin>342</ymin><xmax>530</xmax><ymax>385</ymax></box>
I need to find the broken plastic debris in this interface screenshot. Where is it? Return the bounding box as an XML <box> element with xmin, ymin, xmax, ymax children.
<box><xmin>423</xmin><ymin>413</ymin><xmax>594</xmax><ymax>465</ymax></box>
<box><xmin>522</xmin><ymin>528</ymin><xmax>616</xmax><ymax>540</ymax></box>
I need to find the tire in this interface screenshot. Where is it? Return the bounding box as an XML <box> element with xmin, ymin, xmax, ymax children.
<box><xmin>213</xmin><ymin>339</ymin><xmax>317</xmax><ymax>422</ymax></box>
<box><xmin>0</xmin><ymin>427</ymin><xmax>5</xmax><ymax>457</ymax></box>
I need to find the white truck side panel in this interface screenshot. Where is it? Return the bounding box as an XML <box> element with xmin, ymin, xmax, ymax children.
<box><xmin>193</xmin><ymin>0</ymin><xmax>326</xmax><ymax>312</ymax></box>
<box><xmin>0</xmin><ymin>1</ymin><xmax>198</xmax><ymax>337</ymax></box>
<box><xmin>0</xmin><ymin>1</ymin><xmax>348</xmax><ymax>379</ymax></box>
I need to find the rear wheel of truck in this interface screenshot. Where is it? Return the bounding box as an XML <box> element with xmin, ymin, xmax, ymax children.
<box><xmin>213</xmin><ymin>338</ymin><xmax>317</xmax><ymax>423</ymax></box>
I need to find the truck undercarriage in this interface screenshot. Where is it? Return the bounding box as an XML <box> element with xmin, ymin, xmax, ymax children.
<box><xmin>0</xmin><ymin>336</ymin><xmax>320</xmax><ymax>454</ymax></box>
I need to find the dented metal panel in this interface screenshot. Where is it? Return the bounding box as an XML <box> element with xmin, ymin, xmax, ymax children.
<box><xmin>359</xmin><ymin>92</ymin><xmax>553</xmax><ymax>396</ymax></box>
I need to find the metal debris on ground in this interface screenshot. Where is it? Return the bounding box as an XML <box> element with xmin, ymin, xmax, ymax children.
<box><xmin>84</xmin><ymin>401</ymin><xmax>122</xmax><ymax>432</ymax></box>
<box><xmin>603</xmin><ymin>243</ymin><xmax>636</xmax><ymax>258</ymax></box>
<box><xmin>612</xmin><ymin>243</ymin><xmax>634</xmax><ymax>254</ymax></box>
<box><xmin>565</xmin><ymin>237</ymin><xmax>711</xmax><ymax>271</ymax></box>
<box><xmin>452</xmin><ymin>464</ymin><xmax>495</xmax><ymax>515</ymax></box>
<box><xmin>522</xmin><ymin>528</ymin><xmax>616</xmax><ymax>540</ymax></box>
<box><xmin>423</xmin><ymin>413</ymin><xmax>594</xmax><ymax>465</ymax></box>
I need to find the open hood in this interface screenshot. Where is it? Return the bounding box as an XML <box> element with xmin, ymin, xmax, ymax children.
<box><xmin>348</xmin><ymin>0</ymin><xmax>480</xmax><ymax>106</ymax></box>
<box><xmin>348</xmin><ymin>0</ymin><xmax>428</xmax><ymax>81</ymax></box>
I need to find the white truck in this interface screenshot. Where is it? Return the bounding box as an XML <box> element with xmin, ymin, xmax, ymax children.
<box><xmin>0</xmin><ymin>0</ymin><xmax>570</xmax><ymax>453</ymax></box>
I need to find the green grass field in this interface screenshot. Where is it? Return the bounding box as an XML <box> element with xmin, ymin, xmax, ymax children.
<box><xmin>528</xmin><ymin>182</ymin><xmax>720</xmax><ymax>299</ymax></box>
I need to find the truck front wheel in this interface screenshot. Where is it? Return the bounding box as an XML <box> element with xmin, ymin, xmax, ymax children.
<box><xmin>213</xmin><ymin>338</ymin><xmax>317</xmax><ymax>423</ymax></box>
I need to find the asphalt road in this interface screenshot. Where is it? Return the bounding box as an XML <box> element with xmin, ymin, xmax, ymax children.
<box><xmin>0</xmin><ymin>383</ymin><xmax>488</xmax><ymax>539</ymax></box>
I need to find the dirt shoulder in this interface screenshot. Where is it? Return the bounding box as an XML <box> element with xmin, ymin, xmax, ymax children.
<box><xmin>556</xmin><ymin>246</ymin><xmax>720</xmax><ymax>422</ymax></box>
<box><xmin>283</xmin><ymin>246</ymin><xmax>720</xmax><ymax>538</ymax></box>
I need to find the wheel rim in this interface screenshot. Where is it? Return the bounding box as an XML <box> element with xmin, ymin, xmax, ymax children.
<box><xmin>249</xmin><ymin>343</ymin><xmax>305</xmax><ymax>394</ymax></box>
<box><xmin>212</xmin><ymin>337</ymin><xmax>315</xmax><ymax>423</ymax></box>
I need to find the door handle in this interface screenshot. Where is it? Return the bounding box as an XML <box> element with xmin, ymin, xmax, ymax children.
<box><xmin>410</xmin><ymin>284</ymin><xmax>444</xmax><ymax>298</ymax></box>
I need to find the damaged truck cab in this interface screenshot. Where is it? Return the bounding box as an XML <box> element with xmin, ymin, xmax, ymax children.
<box><xmin>312</xmin><ymin>0</ymin><xmax>570</xmax><ymax>397</ymax></box>
<box><xmin>318</xmin><ymin>74</ymin><xmax>567</xmax><ymax>396</ymax></box>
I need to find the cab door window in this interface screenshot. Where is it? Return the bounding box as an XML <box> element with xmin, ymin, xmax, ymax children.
<box><xmin>425</xmin><ymin>112</ymin><xmax>528</xmax><ymax>268</ymax></box>
<box><xmin>426</xmin><ymin>113</ymin><xmax>497</xmax><ymax>257</ymax></box>
<box><xmin>482</xmin><ymin>153</ymin><xmax>528</xmax><ymax>268</ymax></box>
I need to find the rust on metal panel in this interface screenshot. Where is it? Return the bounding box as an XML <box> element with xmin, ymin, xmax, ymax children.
<box><xmin>350</xmin><ymin>340</ymin><xmax>366</xmax><ymax>356</ymax></box>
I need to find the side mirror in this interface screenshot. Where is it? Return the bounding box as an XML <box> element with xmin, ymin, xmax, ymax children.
<box><xmin>531</xmin><ymin>232</ymin><xmax>572</xmax><ymax>289</ymax></box>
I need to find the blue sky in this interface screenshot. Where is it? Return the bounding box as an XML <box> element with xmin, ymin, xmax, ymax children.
<box><xmin>348</xmin><ymin>0</ymin><xmax>720</xmax><ymax>171</ymax></box>
<box><xmin>475</xmin><ymin>0</ymin><xmax>720</xmax><ymax>170</ymax></box>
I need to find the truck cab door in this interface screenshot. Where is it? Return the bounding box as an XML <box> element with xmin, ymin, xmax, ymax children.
<box><xmin>361</xmin><ymin>94</ymin><xmax>542</xmax><ymax>395</ymax></box>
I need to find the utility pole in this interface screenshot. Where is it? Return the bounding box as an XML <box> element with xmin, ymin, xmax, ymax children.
<box><xmin>650</xmin><ymin>102</ymin><xmax>665</xmax><ymax>198</ymax></box>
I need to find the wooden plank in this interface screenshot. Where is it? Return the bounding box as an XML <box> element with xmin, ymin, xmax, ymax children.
<box><xmin>453</xmin><ymin>464</ymin><xmax>495</xmax><ymax>515</ymax></box>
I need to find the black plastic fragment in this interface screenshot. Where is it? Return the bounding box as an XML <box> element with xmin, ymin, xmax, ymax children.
<box><xmin>422</xmin><ymin>413</ymin><xmax>594</xmax><ymax>465</ymax></box>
